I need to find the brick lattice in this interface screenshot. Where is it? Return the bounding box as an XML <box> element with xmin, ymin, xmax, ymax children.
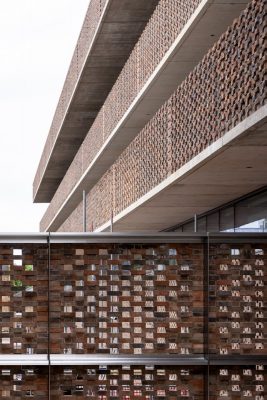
<box><xmin>0</xmin><ymin>244</ymin><xmax>48</xmax><ymax>355</ymax></box>
<box><xmin>77</xmin><ymin>0</ymin><xmax>266</xmax><ymax>231</ymax></box>
<box><xmin>50</xmin><ymin>365</ymin><xmax>204</xmax><ymax>399</ymax></box>
<box><xmin>50</xmin><ymin>243</ymin><xmax>203</xmax><ymax>355</ymax></box>
<box><xmin>49</xmin><ymin>0</ymin><xmax>266</xmax><ymax>233</ymax></box>
<box><xmin>41</xmin><ymin>0</ymin><xmax>202</xmax><ymax>231</ymax></box>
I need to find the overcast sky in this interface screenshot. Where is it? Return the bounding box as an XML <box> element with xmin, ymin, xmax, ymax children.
<box><xmin>0</xmin><ymin>0</ymin><xmax>89</xmax><ymax>232</ymax></box>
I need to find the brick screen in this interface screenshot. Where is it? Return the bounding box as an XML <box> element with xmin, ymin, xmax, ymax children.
<box><xmin>50</xmin><ymin>243</ymin><xmax>203</xmax><ymax>355</ymax></box>
<box><xmin>44</xmin><ymin>0</ymin><xmax>266</xmax><ymax>233</ymax></box>
<box><xmin>0</xmin><ymin>366</ymin><xmax>48</xmax><ymax>399</ymax></box>
<box><xmin>41</xmin><ymin>0</ymin><xmax>202</xmax><ymax>232</ymax></box>
<box><xmin>0</xmin><ymin>244</ymin><xmax>48</xmax><ymax>355</ymax></box>
<box><xmin>50</xmin><ymin>365</ymin><xmax>204</xmax><ymax>399</ymax></box>
<box><xmin>0</xmin><ymin>236</ymin><xmax>266</xmax><ymax>398</ymax></box>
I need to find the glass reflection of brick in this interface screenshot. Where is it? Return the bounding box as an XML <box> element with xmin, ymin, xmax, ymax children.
<box><xmin>0</xmin><ymin>366</ymin><xmax>48</xmax><ymax>399</ymax></box>
<box><xmin>209</xmin><ymin>244</ymin><xmax>267</xmax><ymax>356</ymax></box>
<box><xmin>50</xmin><ymin>243</ymin><xmax>203</xmax><ymax>355</ymax></box>
<box><xmin>0</xmin><ymin>245</ymin><xmax>48</xmax><ymax>355</ymax></box>
<box><xmin>51</xmin><ymin>365</ymin><xmax>204</xmax><ymax>399</ymax></box>
<box><xmin>209</xmin><ymin>365</ymin><xmax>266</xmax><ymax>400</ymax></box>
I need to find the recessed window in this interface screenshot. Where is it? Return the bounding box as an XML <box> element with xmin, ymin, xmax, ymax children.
<box><xmin>231</xmin><ymin>248</ymin><xmax>240</xmax><ymax>256</ymax></box>
<box><xmin>25</xmin><ymin>369</ymin><xmax>34</xmax><ymax>375</ymax></box>
<box><xmin>255</xmin><ymin>248</ymin><xmax>264</xmax><ymax>255</ymax></box>
<box><xmin>64</xmin><ymin>369</ymin><xmax>72</xmax><ymax>376</ymax></box>
<box><xmin>25</xmin><ymin>306</ymin><xmax>34</xmax><ymax>313</ymax></box>
<box><xmin>13</xmin><ymin>291</ymin><xmax>22</xmax><ymax>297</ymax></box>
<box><xmin>64</xmin><ymin>306</ymin><xmax>72</xmax><ymax>313</ymax></box>
<box><xmin>75</xmin><ymin>249</ymin><xmax>84</xmax><ymax>256</ymax></box>
<box><xmin>64</xmin><ymin>285</ymin><xmax>72</xmax><ymax>292</ymax></box>
<box><xmin>2</xmin><ymin>327</ymin><xmax>9</xmax><ymax>333</ymax></box>
<box><xmin>13</xmin><ymin>249</ymin><xmax>22</xmax><ymax>256</ymax></box>
<box><xmin>2</xmin><ymin>369</ymin><xmax>11</xmax><ymax>375</ymax></box>
<box><xmin>2</xmin><ymin>390</ymin><xmax>11</xmax><ymax>397</ymax></box>
<box><xmin>63</xmin><ymin>389</ymin><xmax>72</xmax><ymax>396</ymax></box>
<box><xmin>25</xmin><ymin>264</ymin><xmax>34</xmax><ymax>271</ymax></box>
<box><xmin>1</xmin><ymin>265</ymin><xmax>10</xmax><ymax>271</ymax></box>
<box><xmin>13</xmin><ymin>259</ymin><xmax>22</xmax><ymax>266</ymax></box>
<box><xmin>2</xmin><ymin>306</ymin><xmax>10</xmax><ymax>312</ymax></box>
<box><xmin>13</xmin><ymin>373</ymin><xmax>22</xmax><ymax>381</ymax></box>
<box><xmin>75</xmin><ymin>311</ymin><xmax>83</xmax><ymax>318</ymax></box>
<box><xmin>2</xmin><ymin>296</ymin><xmax>10</xmax><ymax>302</ymax></box>
<box><xmin>2</xmin><ymin>338</ymin><xmax>10</xmax><ymax>345</ymax></box>
<box><xmin>14</xmin><ymin>311</ymin><xmax>22</xmax><ymax>318</ymax></box>
<box><xmin>2</xmin><ymin>275</ymin><xmax>10</xmax><ymax>282</ymax></box>
<box><xmin>13</xmin><ymin>342</ymin><xmax>22</xmax><ymax>350</ymax></box>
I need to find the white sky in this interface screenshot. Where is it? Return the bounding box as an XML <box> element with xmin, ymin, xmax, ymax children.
<box><xmin>0</xmin><ymin>0</ymin><xmax>89</xmax><ymax>232</ymax></box>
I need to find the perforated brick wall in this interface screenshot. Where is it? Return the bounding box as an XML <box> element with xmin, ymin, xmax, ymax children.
<box><xmin>53</xmin><ymin>0</ymin><xmax>266</xmax><ymax>233</ymax></box>
<box><xmin>0</xmin><ymin>244</ymin><xmax>48</xmax><ymax>355</ymax></box>
<box><xmin>41</xmin><ymin>0</ymin><xmax>202</xmax><ymax>232</ymax></box>
<box><xmin>49</xmin><ymin>243</ymin><xmax>203</xmax><ymax>355</ymax></box>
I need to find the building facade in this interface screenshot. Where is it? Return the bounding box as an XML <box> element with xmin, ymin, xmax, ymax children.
<box><xmin>27</xmin><ymin>0</ymin><xmax>267</xmax><ymax>398</ymax></box>
<box><xmin>34</xmin><ymin>0</ymin><xmax>267</xmax><ymax>234</ymax></box>
<box><xmin>0</xmin><ymin>233</ymin><xmax>266</xmax><ymax>398</ymax></box>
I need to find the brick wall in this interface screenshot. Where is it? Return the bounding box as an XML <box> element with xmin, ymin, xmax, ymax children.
<box><xmin>0</xmin><ymin>236</ymin><xmax>266</xmax><ymax>398</ymax></box>
<box><xmin>41</xmin><ymin>0</ymin><xmax>202</xmax><ymax>231</ymax></box>
<box><xmin>53</xmin><ymin>0</ymin><xmax>266</xmax><ymax>233</ymax></box>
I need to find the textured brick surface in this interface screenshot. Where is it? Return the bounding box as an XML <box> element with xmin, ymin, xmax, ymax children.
<box><xmin>50</xmin><ymin>365</ymin><xmax>204</xmax><ymax>399</ymax></box>
<box><xmin>209</xmin><ymin>365</ymin><xmax>266</xmax><ymax>400</ymax></box>
<box><xmin>209</xmin><ymin>243</ymin><xmax>267</xmax><ymax>356</ymax></box>
<box><xmin>0</xmin><ymin>367</ymin><xmax>48</xmax><ymax>399</ymax></box>
<box><xmin>50</xmin><ymin>243</ymin><xmax>203</xmax><ymax>355</ymax></box>
<box><xmin>48</xmin><ymin>0</ymin><xmax>266</xmax><ymax>233</ymax></box>
<box><xmin>0</xmin><ymin>238</ymin><xmax>266</xmax><ymax>398</ymax></box>
<box><xmin>0</xmin><ymin>244</ymin><xmax>48</xmax><ymax>355</ymax></box>
<box><xmin>41</xmin><ymin>0</ymin><xmax>202</xmax><ymax>231</ymax></box>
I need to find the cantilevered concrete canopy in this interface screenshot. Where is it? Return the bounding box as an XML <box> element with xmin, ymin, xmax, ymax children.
<box><xmin>33</xmin><ymin>0</ymin><xmax>159</xmax><ymax>203</ymax></box>
<box><xmin>95</xmin><ymin>106</ymin><xmax>267</xmax><ymax>232</ymax></box>
<box><xmin>40</xmin><ymin>0</ymin><xmax>249</xmax><ymax>231</ymax></box>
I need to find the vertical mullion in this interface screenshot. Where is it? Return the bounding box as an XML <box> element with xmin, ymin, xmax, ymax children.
<box><xmin>203</xmin><ymin>234</ymin><xmax>210</xmax><ymax>399</ymax></box>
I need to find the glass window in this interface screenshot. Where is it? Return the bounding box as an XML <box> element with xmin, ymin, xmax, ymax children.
<box><xmin>207</xmin><ymin>212</ymin><xmax>219</xmax><ymax>232</ymax></box>
<box><xmin>220</xmin><ymin>207</ymin><xmax>234</xmax><ymax>232</ymax></box>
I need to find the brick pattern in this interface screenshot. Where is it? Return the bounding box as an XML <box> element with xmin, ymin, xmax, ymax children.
<box><xmin>0</xmin><ymin>367</ymin><xmax>48</xmax><ymax>399</ymax></box>
<box><xmin>33</xmin><ymin>0</ymin><xmax>108</xmax><ymax>193</ymax></box>
<box><xmin>209</xmin><ymin>365</ymin><xmax>266</xmax><ymax>400</ymax></box>
<box><xmin>0</xmin><ymin>239</ymin><xmax>266</xmax><ymax>398</ymax></box>
<box><xmin>41</xmin><ymin>0</ymin><xmax>202</xmax><ymax>232</ymax></box>
<box><xmin>1</xmin><ymin>365</ymin><xmax>266</xmax><ymax>399</ymax></box>
<box><xmin>50</xmin><ymin>365</ymin><xmax>204</xmax><ymax>399</ymax></box>
<box><xmin>209</xmin><ymin>243</ymin><xmax>267</xmax><ymax>356</ymax></box>
<box><xmin>50</xmin><ymin>243</ymin><xmax>203</xmax><ymax>355</ymax></box>
<box><xmin>51</xmin><ymin>0</ymin><xmax>266</xmax><ymax>233</ymax></box>
<box><xmin>0</xmin><ymin>245</ymin><xmax>48</xmax><ymax>355</ymax></box>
